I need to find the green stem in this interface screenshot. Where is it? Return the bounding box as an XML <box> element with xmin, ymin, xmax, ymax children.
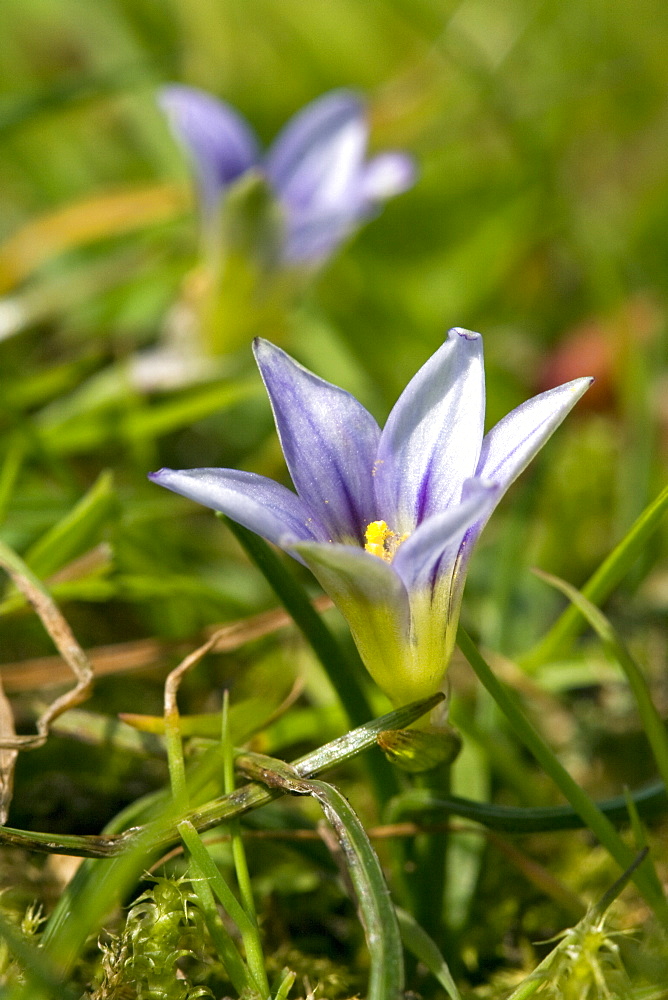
<box><xmin>411</xmin><ymin>761</ymin><xmax>451</xmax><ymax>949</ymax></box>
<box><xmin>9</xmin><ymin>695</ymin><xmax>444</xmax><ymax>861</ymax></box>
<box><xmin>164</xmin><ymin>710</ymin><xmax>188</xmax><ymax>813</ymax></box>
<box><xmin>273</xmin><ymin>969</ymin><xmax>297</xmax><ymax>1000</ymax></box>
<box><xmin>237</xmin><ymin>754</ymin><xmax>404</xmax><ymax>1000</ymax></box>
<box><xmin>312</xmin><ymin>780</ymin><xmax>405</xmax><ymax>1000</ymax></box>
<box><xmin>385</xmin><ymin>779</ymin><xmax>667</xmax><ymax>833</ymax></box>
<box><xmin>221</xmin><ymin>693</ymin><xmax>270</xmax><ymax>997</ymax></box>
<box><xmin>37</xmin><ymin>695</ymin><xmax>440</xmax><ymax>977</ymax></box>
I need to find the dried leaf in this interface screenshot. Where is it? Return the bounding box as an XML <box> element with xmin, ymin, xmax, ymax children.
<box><xmin>0</xmin><ymin>596</ymin><xmax>332</xmax><ymax>692</ymax></box>
<box><xmin>0</xmin><ymin>183</ymin><xmax>189</xmax><ymax>293</ymax></box>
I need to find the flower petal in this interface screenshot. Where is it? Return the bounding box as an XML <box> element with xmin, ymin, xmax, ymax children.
<box><xmin>392</xmin><ymin>479</ymin><xmax>501</xmax><ymax>591</ymax></box>
<box><xmin>281</xmin><ymin>153</ymin><xmax>416</xmax><ymax>261</ymax></box>
<box><xmin>292</xmin><ymin>542</ymin><xmax>408</xmax><ymax>611</ymax></box>
<box><xmin>475</xmin><ymin>377</ymin><xmax>594</xmax><ymax>500</ymax></box>
<box><xmin>292</xmin><ymin>540</ymin><xmax>411</xmax><ymax>702</ymax></box>
<box><xmin>374</xmin><ymin>328</ymin><xmax>486</xmax><ymax>530</ymax></box>
<box><xmin>147</xmin><ymin>467</ymin><xmax>326</xmax><ymax>547</ymax></box>
<box><xmin>159</xmin><ymin>85</ymin><xmax>260</xmax><ymax>208</ymax></box>
<box><xmin>266</xmin><ymin>90</ymin><xmax>367</xmax><ymax>215</ymax></box>
<box><xmin>253</xmin><ymin>339</ymin><xmax>381</xmax><ymax>542</ymax></box>
<box><xmin>282</xmin><ymin>208</ymin><xmax>362</xmax><ymax>263</ymax></box>
<box><xmin>360</xmin><ymin>152</ymin><xmax>416</xmax><ymax>202</ymax></box>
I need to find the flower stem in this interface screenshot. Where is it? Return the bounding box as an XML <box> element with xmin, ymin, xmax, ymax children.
<box><xmin>410</xmin><ymin>760</ymin><xmax>452</xmax><ymax>953</ymax></box>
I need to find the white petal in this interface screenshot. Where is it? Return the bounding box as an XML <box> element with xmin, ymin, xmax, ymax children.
<box><xmin>476</xmin><ymin>377</ymin><xmax>593</xmax><ymax>492</ymax></box>
<box><xmin>375</xmin><ymin>328</ymin><xmax>486</xmax><ymax>530</ymax></box>
<box><xmin>266</xmin><ymin>91</ymin><xmax>366</xmax><ymax>214</ymax></box>
<box><xmin>361</xmin><ymin>153</ymin><xmax>416</xmax><ymax>201</ymax></box>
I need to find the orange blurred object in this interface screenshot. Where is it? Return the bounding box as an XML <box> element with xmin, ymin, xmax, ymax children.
<box><xmin>537</xmin><ymin>295</ymin><xmax>662</xmax><ymax>411</ymax></box>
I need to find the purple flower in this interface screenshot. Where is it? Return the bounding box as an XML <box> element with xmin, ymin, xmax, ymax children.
<box><xmin>149</xmin><ymin>331</ymin><xmax>591</xmax><ymax>704</ymax></box>
<box><xmin>159</xmin><ymin>85</ymin><xmax>415</xmax><ymax>264</ymax></box>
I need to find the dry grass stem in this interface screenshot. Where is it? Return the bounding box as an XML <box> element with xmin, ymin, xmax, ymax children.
<box><xmin>0</xmin><ymin>543</ymin><xmax>94</xmax><ymax>752</ymax></box>
<box><xmin>0</xmin><ymin>595</ymin><xmax>332</xmax><ymax>692</ymax></box>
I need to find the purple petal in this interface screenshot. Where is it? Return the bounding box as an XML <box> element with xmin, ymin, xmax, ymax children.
<box><xmin>148</xmin><ymin>467</ymin><xmax>327</xmax><ymax>548</ymax></box>
<box><xmin>360</xmin><ymin>153</ymin><xmax>416</xmax><ymax>202</ymax></box>
<box><xmin>159</xmin><ymin>85</ymin><xmax>260</xmax><ymax>208</ymax></box>
<box><xmin>266</xmin><ymin>90</ymin><xmax>367</xmax><ymax>215</ymax></box>
<box><xmin>253</xmin><ymin>339</ymin><xmax>381</xmax><ymax>543</ymax></box>
<box><xmin>282</xmin><ymin>208</ymin><xmax>362</xmax><ymax>263</ymax></box>
<box><xmin>374</xmin><ymin>328</ymin><xmax>486</xmax><ymax>531</ymax></box>
<box><xmin>392</xmin><ymin>479</ymin><xmax>501</xmax><ymax>590</ymax></box>
<box><xmin>281</xmin><ymin>153</ymin><xmax>416</xmax><ymax>262</ymax></box>
<box><xmin>475</xmin><ymin>376</ymin><xmax>594</xmax><ymax>499</ymax></box>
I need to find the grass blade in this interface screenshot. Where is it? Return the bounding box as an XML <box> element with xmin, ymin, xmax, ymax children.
<box><xmin>236</xmin><ymin>753</ymin><xmax>404</xmax><ymax>1000</ymax></box>
<box><xmin>457</xmin><ymin>626</ymin><xmax>668</xmax><ymax>923</ymax></box>
<box><xmin>23</xmin><ymin>470</ymin><xmax>115</xmax><ymax>579</ymax></box>
<box><xmin>395</xmin><ymin>906</ymin><xmax>462</xmax><ymax>1000</ymax></box>
<box><xmin>521</xmin><ymin>482</ymin><xmax>668</xmax><ymax>670</ymax></box>
<box><xmin>177</xmin><ymin>820</ymin><xmax>263</xmax><ymax>998</ymax></box>
<box><xmin>534</xmin><ymin>568</ymin><xmax>668</xmax><ymax>791</ymax></box>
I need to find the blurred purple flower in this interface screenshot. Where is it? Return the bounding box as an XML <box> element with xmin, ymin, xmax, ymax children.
<box><xmin>150</xmin><ymin>331</ymin><xmax>591</xmax><ymax>704</ymax></box>
<box><xmin>159</xmin><ymin>85</ymin><xmax>415</xmax><ymax>263</ymax></box>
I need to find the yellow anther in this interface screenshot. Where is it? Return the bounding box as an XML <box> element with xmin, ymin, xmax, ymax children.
<box><xmin>365</xmin><ymin>520</ymin><xmax>391</xmax><ymax>558</ymax></box>
<box><xmin>364</xmin><ymin>520</ymin><xmax>409</xmax><ymax>562</ymax></box>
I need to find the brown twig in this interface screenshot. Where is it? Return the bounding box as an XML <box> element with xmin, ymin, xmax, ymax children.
<box><xmin>0</xmin><ymin>674</ymin><xmax>18</xmax><ymax>823</ymax></box>
<box><xmin>164</xmin><ymin>627</ymin><xmax>230</xmax><ymax>719</ymax></box>
<box><xmin>0</xmin><ymin>541</ymin><xmax>94</xmax><ymax>751</ymax></box>
<box><xmin>0</xmin><ymin>595</ymin><xmax>332</xmax><ymax>692</ymax></box>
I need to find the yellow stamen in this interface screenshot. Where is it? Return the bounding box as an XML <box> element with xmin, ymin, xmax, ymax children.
<box><xmin>364</xmin><ymin>520</ymin><xmax>409</xmax><ymax>562</ymax></box>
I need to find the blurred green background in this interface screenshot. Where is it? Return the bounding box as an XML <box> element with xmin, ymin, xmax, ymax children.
<box><xmin>1</xmin><ymin>1</ymin><xmax>668</xmax><ymax>991</ymax></box>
